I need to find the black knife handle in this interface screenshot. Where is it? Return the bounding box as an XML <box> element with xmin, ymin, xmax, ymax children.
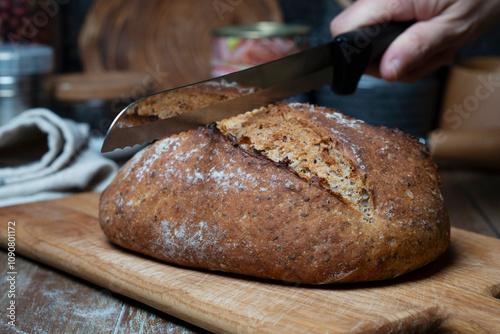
<box><xmin>331</xmin><ymin>21</ymin><xmax>413</xmax><ymax>95</ymax></box>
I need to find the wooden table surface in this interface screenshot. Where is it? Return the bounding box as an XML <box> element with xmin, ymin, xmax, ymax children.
<box><xmin>1</xmin><ymin>168</ymin><xmax>499</xmax><ymax>334</ymax></box>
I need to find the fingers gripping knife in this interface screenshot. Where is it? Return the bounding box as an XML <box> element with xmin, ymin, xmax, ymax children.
<box><xmin>102</xmin><ymin>22</ymin><xmax>412</xmax><ymax>153</ymax></box>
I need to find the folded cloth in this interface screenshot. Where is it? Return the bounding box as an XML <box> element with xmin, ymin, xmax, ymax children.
<box><xmin>0</xmin><ymin>108</ymin><xmax>118</xmax><ymax>207</ymax></box>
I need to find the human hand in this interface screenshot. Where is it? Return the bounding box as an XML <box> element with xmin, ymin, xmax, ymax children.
<box><xmin>330</xmin><ymin>0</ymin><xmax>500</xmax><ymax>82</ymax></box>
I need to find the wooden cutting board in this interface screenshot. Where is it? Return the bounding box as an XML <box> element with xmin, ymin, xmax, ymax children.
<box><xmin>1</xmin><ymin>192</ymin><xmax>499</xmax><ymax>333</ymax></box>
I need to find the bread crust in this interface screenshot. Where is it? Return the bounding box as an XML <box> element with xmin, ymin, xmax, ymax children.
<box><xmin>99</xmin><ymin>102</ymin><xmax>450</xmax><ymax>284</ymax></box>
<box><xmin>117</xmin><ymin>80</ymin><xmax>256</xmax><ymax>128</ymax></box>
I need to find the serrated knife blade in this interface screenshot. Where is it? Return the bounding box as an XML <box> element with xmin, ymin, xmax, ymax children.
<box><xmin>102</xmin><ymin>22</ymin><xmax>412</xmax><ymax>153</ymax></box>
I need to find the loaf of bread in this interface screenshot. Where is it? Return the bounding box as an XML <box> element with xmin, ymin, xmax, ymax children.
<box><xmin>100</xmin><ymin>102</ymin><xmax>450</xmax><ymax>284</ymax></box>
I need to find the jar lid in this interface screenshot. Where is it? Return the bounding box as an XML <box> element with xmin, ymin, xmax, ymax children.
<box><xmin>0</xmin><ymin>44</ymin><xmax>54</xmax><ymax>75</ymax></box>
<box><xmin>212</xmin><ymin>22</ymin><xmax>311</xmax><ymax>38</ymax></box>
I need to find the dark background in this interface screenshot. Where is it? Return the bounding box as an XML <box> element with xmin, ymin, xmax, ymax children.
<box><xmin>56</xmin><ymin>0</ymin><xmax>500</xmax><ymax>72</ymax></box>
<box><xmin>3</xmin><ymin>0</ymin><xmax>499</xmax><ymax>136</ymax></box>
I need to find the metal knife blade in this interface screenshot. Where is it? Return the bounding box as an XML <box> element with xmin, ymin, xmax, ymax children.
<box><xmin>102</xmin><ymin>22</ymin><xmax>412</xmax><ymax>153</ymax></box>
<box><xmin>101</xmin><ymin>41</ymin><xmax>335</xmax><ymax>153</ymax></box>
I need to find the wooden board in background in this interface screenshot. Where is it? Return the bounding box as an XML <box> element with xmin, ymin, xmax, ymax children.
<box><xmin>1</xmin><ymin>192</ymin><xmax>499</xmax><ymax>333</ymax></box>
<box><xmin>79</xmin><ymin>0</ymin><xmax>283</xmax><ymax>89</ymax></box>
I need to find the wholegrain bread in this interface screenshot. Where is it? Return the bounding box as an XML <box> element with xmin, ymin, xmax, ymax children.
<box><xmin>117</xmin><ymin>80</ymin><xmax>256</xmax><ymax>128</ymax></box>
<box><xmin>99</xmin><ymin>102</ymin><xmax>450</xmax><ymax>284</ymax></box>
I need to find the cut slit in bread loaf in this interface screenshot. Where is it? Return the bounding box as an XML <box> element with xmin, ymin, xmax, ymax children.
<box><xmin>217</xmin><ymin>103</ymin><xmax>372</xmax><ymax>222</ymax></box>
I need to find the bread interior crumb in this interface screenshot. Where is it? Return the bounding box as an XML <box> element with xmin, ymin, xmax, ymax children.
<box><xmin>217</xmin><ymin>104</ymin><xmax>372</xmax><ymax>222</ymax></box>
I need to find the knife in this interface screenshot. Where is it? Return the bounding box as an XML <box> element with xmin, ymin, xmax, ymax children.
<box><xmin>102</xmin><ymin>21</ymin><xmax>412</xmax><ymax>153</ymax></box>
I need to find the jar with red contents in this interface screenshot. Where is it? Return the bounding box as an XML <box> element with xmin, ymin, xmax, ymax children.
<box><xmin>211</xmin><ymin>22</ymin><xmax>311</xmax><ymax>78</ymax></box>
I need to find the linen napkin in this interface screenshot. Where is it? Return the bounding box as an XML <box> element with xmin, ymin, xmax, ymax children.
<box><xmin>0</xmin><ymin>108</ymin><xmax>118</xmax><ymax>207</ymax></box>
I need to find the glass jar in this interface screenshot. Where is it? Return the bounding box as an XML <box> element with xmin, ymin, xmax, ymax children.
<box><xmin>0</xmin><ymin>43</ymin><xmax>54</xmax><ymax>125</ymax></box>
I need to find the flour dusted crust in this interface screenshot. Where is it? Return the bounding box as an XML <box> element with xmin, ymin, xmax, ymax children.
<box><xmin>100</xmin><ymin>102</ymin><xmax>450</xmax><ymax>284</ymax></box>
